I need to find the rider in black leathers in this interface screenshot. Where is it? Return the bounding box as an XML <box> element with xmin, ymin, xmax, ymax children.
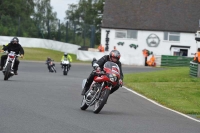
<box><xmin>0</xmin><ymin>37</ymin><xmax>24</xmax><ymax>75</ymax></box>
<box><xmin>46</xmin><ymin>57</ymin><xmax>54</xmax><ymax>72</ymax></box>
<box><xmin>81</xmin><ymin>50</ymin><xmax>123</xmax><ymax>95</ymax></box>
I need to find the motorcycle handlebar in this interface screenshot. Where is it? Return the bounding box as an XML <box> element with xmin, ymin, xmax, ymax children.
<box><xmin>1</xmin><ymin>51</ymin><xmax>21</xmax><ymax>57</ymax></box>
<box><xmin>95</xmin><ymin>71</ymin><xmax>105</xmax><ymax>76</ymax></box>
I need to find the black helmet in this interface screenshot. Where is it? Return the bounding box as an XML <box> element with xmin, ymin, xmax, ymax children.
<box><xmin>64</xmin><ymin>52</ymin><xmax>68</xmax><ymax>56</ymax></box>
<box><xmin>12</xmin><ymin>37</ymin><xmax>19</xmax><ymax>43</ymax></box>
<box><xmin>109</xmin><ymin>50</ymin><xmax>121</xmax><ymax>62</ymax></box>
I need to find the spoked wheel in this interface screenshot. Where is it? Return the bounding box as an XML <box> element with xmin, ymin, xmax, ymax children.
<box><xmin>52</xmin><ymin>66</ymin><xmax>56</xmax><ymax>73</ymax></box>
<box><xmin>93</xmin><ymin>89</ymin><xmax>110</xmax><ymax>114</ymax></box>
<box><xmin>80</xmin><ymin>96</ymin><xmax>88</xmax><ymax>110</ymax></box>
<box><xmin>4</xmin><ymin>63</ymin><xmax>11</xmax><ymax>81</ymax></box>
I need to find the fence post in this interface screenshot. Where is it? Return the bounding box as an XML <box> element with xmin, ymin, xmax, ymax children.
<box><xmin>18</xmin><ymin>17</ymin><xmax>20</xmax><ymax>36</ymax></box>
<box><xmin>47</xmin><ymin>19</ymin><xmax>50</xmax><ymax>39</ymax></box>
<box><xmin>66</xmin><ymin>21</ymin><xmax>68</xmax><ymax>42</ymax></box>
<box><xmin>58</xmin><ymin>19</ymin><xmax>61</xmax><ymax>41</ymax></box>
<box><xmin>73</xmin><ymin>23</ymin><xmax>76</xmax><ymax>44</ymax></box>
<box><xmin>90</xmin><ymin>25</ymin><xmax>95</xmax><ymax>48</ymax></box>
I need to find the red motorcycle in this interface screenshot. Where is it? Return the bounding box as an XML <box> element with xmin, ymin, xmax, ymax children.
<box><xmin>80</xmin><ymin>61</ymin><xmax>120</xmax><ymax>114</ymax></box>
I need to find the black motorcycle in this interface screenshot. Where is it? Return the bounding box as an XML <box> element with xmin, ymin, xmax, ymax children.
<box><xmin>46</xmin><ymin>60</ymin><xmax>56</xmax><ymax>73</ymax></box>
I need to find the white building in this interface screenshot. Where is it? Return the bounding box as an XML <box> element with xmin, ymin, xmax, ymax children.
<box><xmin>101</xmin><ymin>0</ymin><xmax>200</xmax><ymax>65</ymax></box>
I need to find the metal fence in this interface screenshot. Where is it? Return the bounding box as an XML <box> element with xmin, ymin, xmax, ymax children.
<box><xmin>161</xmin><ymin>55</ymin><xmax>193</xmax><ymax>67</ymax></box>
<box><xmin>189</xmin><ymin>61</ymin><xmax>199</xmax><ymax>77</ymax></box>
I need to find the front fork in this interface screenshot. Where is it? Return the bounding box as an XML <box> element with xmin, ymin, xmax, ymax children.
<box><xmin>4</xmin><ymin>57</ymin><xmax>16</xmax><ymax>70</ymax></box>
<box><xmin>96</xmin><ymin>82</ymin><xmax>112</xmax><ymax>99</ymax></box>
<box><xmin>11</xmin><ymin>58</ymin><xmax>16</xmax><ymax>70</ymax></box>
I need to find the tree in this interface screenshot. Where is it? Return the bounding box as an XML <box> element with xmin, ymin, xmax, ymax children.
<box><xmin>64</xmin><ymin>0</ymin><xmax>105</xmax><ymax>46</ymax></box>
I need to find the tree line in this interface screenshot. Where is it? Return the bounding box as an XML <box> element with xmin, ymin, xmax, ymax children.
<box><xmin>0</xmin><ymin>0</ymin><xmax>105</xmax><ymax>47</ymax></box>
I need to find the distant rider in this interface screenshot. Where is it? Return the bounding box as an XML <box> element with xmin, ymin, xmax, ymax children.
<box><xmin>0</xmin><ymin>37</ymin><xmax>24</xmax><ymax>75</ymax></box>
<box><xmin>46</xmin><ymin>57</ymin><xmax>54</xmax><ymax>72</ymax></box>
<box><xmin>61</xmin><ymin>52</ymin><xmax>72</xmax><ymax>69</ymax></box>
<box><xmin>81</xmin><ymin>50</ymin><xmax>124</xmax><ymax>95</ymax></box>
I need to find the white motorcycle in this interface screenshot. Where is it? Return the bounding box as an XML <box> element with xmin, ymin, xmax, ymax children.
<box><xmin>61</xmin><ymin>59</ymin><xmax>70</xmax><ymax>75</ymax></box>
<box><xmin>2</xmin><ymin>51</ymin><xmax>20</xmax><ymax>80</ymax></box>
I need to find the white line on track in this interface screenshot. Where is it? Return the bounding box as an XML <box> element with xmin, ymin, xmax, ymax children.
<box><xmin>123</xmin><ymin>86</ymin><xmax>200</xmax><ymax>123</ymax></box>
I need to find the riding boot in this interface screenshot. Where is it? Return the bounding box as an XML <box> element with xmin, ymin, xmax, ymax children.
<box><xmin>81</xmin><ymin>80</ymin><xmax>91</xmax><ymax>95</ymax></box>
<box><xmin>81</xmin><ymin>81</ymin><xmax>90</xmax><ymax>95</ymax></box>
<box><xmin>81</xmin><ymin>71</ymin><xmax>95</xmax><ymax>95</ymax></box>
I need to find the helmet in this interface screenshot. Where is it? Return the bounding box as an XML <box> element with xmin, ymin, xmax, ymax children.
<box><xmin>109</xmin><ymin>50</ymin><xmax>121</xmax><ymax>62</ymax></box>
<box><xmin>93</xmin><ymin>58</ymin><xmax>97</xmax><ymax>61</ymax></box>
<box><xmin>12</xmin><ymin>37</ymin><xmax>19</xmax><ymax>44</ymax></box>
<box><xmin>47</xmin><ymin>57</ymin><xmax>51</xmax><ymax>60</ymax></box>
<box><xmin>64</xmin><ymin>52</ymin><xmax>68</xmax><ymax>56</ymax></box>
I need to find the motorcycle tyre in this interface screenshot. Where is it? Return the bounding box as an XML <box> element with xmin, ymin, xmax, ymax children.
<box><xmin>80</xmin><ymin>96</ymin><xmax>88</xmax><ymax>110</ymax></box>
<box><xmin>93</xmin><ymin>89</ymin><xmax>110</xmax><ymax>114</ymax></box>
<box><xmin>63</xmin><ymin>66</ymin><xmax>68</xmax><ymax>75</ymax></box>
<box><xmin>52</xmin><ymin>66</ymin><xmax>56</xmax><ymax>73</ymax></box>
<box><xmin>4</xmin><ymin>63</ymin><xmax>11</xmax><ymax>80</ymax></box>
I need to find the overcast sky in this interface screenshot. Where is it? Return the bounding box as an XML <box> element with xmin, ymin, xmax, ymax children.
<box><xmin>50</xmin><ymin>0</ymin><xmax>79</xmax><ymax>21</ymax></box>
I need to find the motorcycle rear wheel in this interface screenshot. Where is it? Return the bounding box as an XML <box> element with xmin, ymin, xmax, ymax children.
<box><xmin>93</xmin><ymin>89</ymin><xmax>110</xmax><ymax>114</ymax></box>
<box><xmin>4</xmin><ymin>63</ymin><xmax>11</xmax><ymax>80</ymax></box>
<box><xmin>80</xmin><ymin>96</ymin><xmax>88</xmax><ymax>110</ymax></box>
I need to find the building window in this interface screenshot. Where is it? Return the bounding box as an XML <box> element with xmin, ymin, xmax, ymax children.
<box><xmin>164</xmin><ymin>32</ymin><xmax>180</xmax><ymax>41</ymax></box>
<box><xmin>115</xmin><ymin>30</ymin><xmax>138</xmax><ymax>39</ymax></box>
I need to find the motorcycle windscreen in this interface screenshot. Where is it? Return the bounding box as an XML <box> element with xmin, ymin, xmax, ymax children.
<box><xmin>103</xmin><ymin>61</ymin><xmax>120</xmax><ymax>78</ymax></box>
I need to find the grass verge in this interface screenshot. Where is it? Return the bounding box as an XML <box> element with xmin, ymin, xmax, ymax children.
<box><xmin>124</xmin><ymin>67</ymin><xmax>200</xmax><ymax>119</ymax></box>
<box><xmin>0</xmin><ymin>46</ymin><xmax>90</xmax><ymax>63</ymax></box>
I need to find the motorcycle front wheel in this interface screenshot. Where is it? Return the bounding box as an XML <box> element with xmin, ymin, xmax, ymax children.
<box><xmin>93</xmin><ymin>89</ymin><xmax>110</xmax><ymax>114</ymax></box>
<box><xmin>4</xmin><ymin>62</ymin><xmax>11</xmax><ymax>80</ymax></box>
<box><xmin>63</xmin><ymin>66</ymin><xmax>68</xmax><ymax>75</ymax></box>
<box><xmin>80</xmin><ymin>96</ymin><xmax>88</xmax><ymax>110</ymax></box>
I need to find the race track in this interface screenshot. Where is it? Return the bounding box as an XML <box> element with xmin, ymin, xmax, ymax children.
<box><xmin>0</xmin><ymin>62</ymin><xmax>199</xmax><ymax>133</ymax></box>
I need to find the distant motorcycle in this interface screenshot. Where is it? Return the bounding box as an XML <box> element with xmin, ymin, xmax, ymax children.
<box><xmin>80</xmin><ymin>61</ymin><xmax>121</xmax><ymax>114</ymax></box>
<box><xmin>46</xmin><ymin>60</ymin><xmax>56</xmax><ymax>73</ymax></box>
<box><xmin>61</xmin><ymin>59</ymin><xmax>70</xmax><ymax>75</ymax></box>
<box><xmin>2</xmin><ymin>51</ymin><xmax>20</xmax><ymax>80</ymax></box>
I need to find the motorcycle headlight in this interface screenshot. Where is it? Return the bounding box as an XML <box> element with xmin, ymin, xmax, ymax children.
<box><xmin>109</xmin><ymin>74</ymin><xmax>117</xmax><ymax>82</ymax></box>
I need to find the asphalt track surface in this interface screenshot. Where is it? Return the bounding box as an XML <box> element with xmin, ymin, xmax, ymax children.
<box><xmin>0</xmin><ymin>61</ymin><xmax>199</xmax><ymax>133</ymax></box>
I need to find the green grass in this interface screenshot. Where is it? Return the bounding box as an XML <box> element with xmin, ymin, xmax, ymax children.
<box><xmin>124</xmin><ymin>67</ymin><xmax>200</xmax><ymax>118</ymax></box>
<box><xmin>0</xmin><ymin>46</ymin><xmax>90</xmax><ymax>63</ymax></box>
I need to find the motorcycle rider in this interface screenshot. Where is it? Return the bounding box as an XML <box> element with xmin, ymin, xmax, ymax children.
<box><xmin>61</xmin><ymin>52</ymin><xmax>72</xmax><ymax>69</ymax></box>
<box><xmin>0</xmin><ymin>37</ymin><xmax>24</xmax><ymax>75</ymax></box>
<box><xmin>46</xmin><ymin>57</ymin><xmax>54</xmax><ymax>72</ymax></box>
<box><xmin>81</xmin><ymin>50</ymin><xmax>123</xmax><ymax>95</ymax></box>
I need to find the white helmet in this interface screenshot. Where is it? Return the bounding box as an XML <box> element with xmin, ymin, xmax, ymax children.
<box><xmin>64</xmin><ymin>52</ymin><xmax>68</xmax><ymax>56</ymax></box>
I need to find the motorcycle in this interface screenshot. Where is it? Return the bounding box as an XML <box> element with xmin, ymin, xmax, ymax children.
<box><xmin>2</xmin><ymin>51</ymin><xmax>20</xmax><ymax>80</ymax></box>
<box><xmin>61</xmin><ymin>59</ymin><xmax>70</xmax><ymax>75</ymax></box>
<box><xmin>80</xmin><ymin>61</ymin><xmax>121</xmax><ymax>114</ymax></box>
<box><xmin>47</xmin><ymin>60</ymin><xmax>56</xmax><ymax>73</ymax></box>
